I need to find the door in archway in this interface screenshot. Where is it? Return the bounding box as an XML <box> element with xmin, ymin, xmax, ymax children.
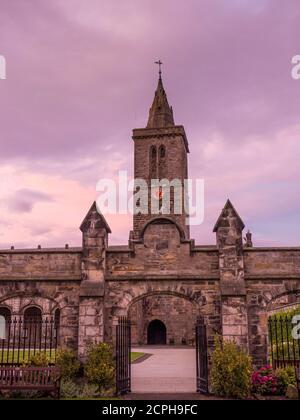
<box><xmin>147</xmin><ymin>319</ymin><xmax>166</xmax><ymax>345</ymax></box>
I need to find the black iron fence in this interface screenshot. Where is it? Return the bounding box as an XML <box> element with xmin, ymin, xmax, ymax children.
<box><xmin>0</xmin><ymin>317</ymin><xmax>59</xmax><ymax>366</ymax></box>
<box><xmin>268</xmin><ymin>316</ymin><xmax>300</xmax><ymax>369</ymax></box>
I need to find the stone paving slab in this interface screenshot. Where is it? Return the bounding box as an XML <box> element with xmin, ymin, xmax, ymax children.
<box><xmin>131</xmin><ymin>347</ymin><xmax>196</xmax><ymax>393</ymax></box>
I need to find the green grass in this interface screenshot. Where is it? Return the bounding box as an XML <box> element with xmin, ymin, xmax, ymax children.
<box><xmin>1</xmin><ymin>349</ymin><xmax>145</xmax><ymax>364</ymax></box>
<box><xmin>131</xmin><ymin>352</ymin><xmax>145</xmax><ymax>362</ymax></box>
<box><xmin>0</xmin><ymin>349</ymin><xmax>56</xmax><ymax>364</ymax></box>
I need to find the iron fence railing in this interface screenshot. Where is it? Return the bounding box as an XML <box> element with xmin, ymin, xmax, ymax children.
<box><xmin>268</xmin><ymin>316</ymin><xmax>300</xmax><ymax>369</ymax></box>
<box><xmin>0</xmin><ymin>317</ymin><xmax>59</xmax><ymax>366</ymax></box>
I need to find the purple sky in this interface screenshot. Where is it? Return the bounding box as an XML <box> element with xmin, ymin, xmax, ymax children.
<box><xmin>0</xmin><ymin>0</ymin><xmax>300</xmax><ymax>248</ymax></box>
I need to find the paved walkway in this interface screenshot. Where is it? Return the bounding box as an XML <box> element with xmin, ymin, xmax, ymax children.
<box><xmin>123</xmin><ymin>393</ymin><xmax>222</xmax><ymax>400</ymax></box>
<box><xmin>131</xmin><ymin>346</ymin><xmax>196</xmax><ymax>393</ymax></box>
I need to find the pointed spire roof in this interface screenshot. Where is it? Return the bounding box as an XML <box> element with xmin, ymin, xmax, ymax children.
<box><xmin>80</xmin><ymin>202</ymin><xmax>111</xmax><ymax>233</ymax></box>
<box><xmin>213</xmin><ymin>199</ymin><xmax>245</xmax><ymax>233</ymax></box>
<box><xmin>147</xmin><ymin>75</ymin><xmax>175</xmax><ymax>129</ymax></box>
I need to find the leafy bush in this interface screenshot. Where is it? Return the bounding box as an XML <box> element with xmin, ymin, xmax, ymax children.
<box><xmin>276</xmin><ymin>367</ymin><xmax>296</xmax><ymax>395</ymax></box>
<box><xmin>84</xmin><ymin>343</ymin><xmax>115</xmax><ymax>390</ymax></box>
<box><xmin>56</xmin><ymin>348</ymin><xmax>81</xmax><ymax>379</ymax></box>
<box><xmin>211</xmin><ymin>336</ymin><xmax>252</xmax><ymax>399</ymax></box>
<box><xmin>80</xmin><ymin>383</ymin><xmax>100</xmax><ymax>399</ymax></box>
<box><xmin>60</xmin><ymin>380</ymin><xmax>114</xmax><ymax>400</ymax></box>
<box><xmin>60</xmin><ymin>379</ymin><xmax>79</xmax><ymax>399</ymax></box>
<box><xmin>252</xmin><ymin>365</ymin><xmax>278</xmax><ymax>395</ymax></box>
<box><xmin>25</xmin><ymin>351</ymin><xmax>50</xmax><ymax>366</ymax></box>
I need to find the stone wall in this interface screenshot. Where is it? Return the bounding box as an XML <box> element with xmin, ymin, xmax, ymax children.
<box><xmin>244</xmin><ymin>249</ymin><xmax>300</xmax><ymax>277</ymax></box>
<box><xmin>107</xmin><ymin>224</ymin><xmax>219</xmax><ymax>280</ymax></box>
<box><xmin>0</xmin><ymin>249</ymin><xmax>82</xmax><ymax>280</ymax></box>
<box><xmin>78</xmin><ymin>296</ymin><xmax>104</xmax><ymax>359</ymax></box>
<box><xmin>0</xmin><ymin>219</ymin><xmax>300</xmax><ymax>371</ymax></box>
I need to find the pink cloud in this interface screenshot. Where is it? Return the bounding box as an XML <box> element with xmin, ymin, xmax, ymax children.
<box><xmin>0</xmin><ymin>0</ymin><xmax>299</xmax><ymax>248</ymax></box>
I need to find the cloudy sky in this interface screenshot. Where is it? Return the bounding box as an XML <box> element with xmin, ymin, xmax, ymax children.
<box><xmin>0</xmin><ymin>0</ymin><xmax>299</xmax><ymax>248</ymax></box>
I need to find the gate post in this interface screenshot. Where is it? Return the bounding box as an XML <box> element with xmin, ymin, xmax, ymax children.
<box><xmin>78</xmin><ymin>202</ymin><xmax>111</xmax><ymax>361</ymax></box>
<box><xmin>214</xmin><ymin>200</ymin><xmax>249</xmax><ymax>350</ymax></box>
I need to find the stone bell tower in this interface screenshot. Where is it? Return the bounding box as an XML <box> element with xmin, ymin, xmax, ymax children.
<box><xmin>132</xmin><ymin>66</ymin><xmax>190</xmax><ymax>240</ymax></box>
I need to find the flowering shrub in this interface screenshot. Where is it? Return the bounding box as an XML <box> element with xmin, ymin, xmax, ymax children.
<box><xmin>252</xmin><ymin>365</ymin><xmax>278</xmax><ymax>395</ymax></box>
<box><xmin>252</xmin><ymin>365</ymin><xmax>297</xmax><ymax>396</ymax></box>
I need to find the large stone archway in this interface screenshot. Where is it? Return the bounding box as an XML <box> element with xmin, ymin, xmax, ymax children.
<box><xmin>104</xmin><ymin>280</ymin><xmax>222</xmax><ymax>354</ymax></box>
<box><xmin>128</xmin><ymin>292</ymin><xmax>200</xmax><ymax>346</ymax></box>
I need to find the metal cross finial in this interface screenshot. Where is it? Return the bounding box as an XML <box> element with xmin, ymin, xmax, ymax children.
<box><xmin>155</xmin><ymin>60</ymin><xmax>163</xmax><ymax>78</ymax></box>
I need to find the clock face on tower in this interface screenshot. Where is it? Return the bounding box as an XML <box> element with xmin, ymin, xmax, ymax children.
<box><xmin>152</xmin><ymin>188</ymin><xmax>164</xmax><ymax>201</ymax></box>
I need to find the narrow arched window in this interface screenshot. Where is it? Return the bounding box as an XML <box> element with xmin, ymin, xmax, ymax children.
<box><xmin>158</xmin><ymin>145</ymin><xmax>167</xmax><ymax>179</ymax></box>
<box><xmin>54</xmin><ymin>309</ymin><xmax>60</xmax><ymax>327</ymax></box>
<box><xmin>159</xmin><ymin>145</ymin><xmax>166</xmax><ymax>159</ymax></box>
<box><xmin>150</xmin><ymin>146</ymin><xmax>157</xmax><ymax>178</ymax></box>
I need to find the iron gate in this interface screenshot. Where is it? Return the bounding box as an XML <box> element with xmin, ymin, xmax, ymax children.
<box><xmin>196</xmin><ymin>315</ymin><xmax>209</xmax><ymax>394</ymax></box>
<box><xmin>116</xmin><ymin>316</ymin><xmax>131</xmax><ymax>395</ymax></box>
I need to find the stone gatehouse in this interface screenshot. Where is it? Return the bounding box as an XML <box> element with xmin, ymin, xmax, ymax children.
<box><xmin>0</xmin><ymin>74</ymin><xmax>300</xmax><ymax>369</ymax></box>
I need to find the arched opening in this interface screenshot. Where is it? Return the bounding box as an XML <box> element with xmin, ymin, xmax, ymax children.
<box><xmin>147</xmin><ymin>319</ymin><xmax>167</xmax><ymax>345</ymax></box>
<box><xmin>249</xmin><ymin>292</ymin><xmax>300</xmax><ymax>368</ymax></box>
<box><xmin>24</xmin><ymin>306</ymin><xmax>42</xmax><ymax>347</ymax></box>
<box><xmin>124</xmin><ymin>292</ymin><xmax>202</xmax><ymax>393</ymax></box>
<box><xmin>0</xmin><ymin>307</ymin><xmax>11</xmax><ymax>321</ymax></box>
<box><xmin>266</xmin><ymin>295</ymin><xmax>300</xmax><ymax>369</ymax></box>
<box><xmin>24</xmin><ymin>306</ymin><xmax>42</xmax><ymax>322</ymax></box>
<box><xmin>158</xmin><ymin>146</ymin><xmax>166</xmax><ymax>179</ymax></box>
<box><xmin>0</xmin><ymin>307</ymin><xmax>11</xmax><ymax>341</ymax></box>
<box><xmin>128</xmin><ymin>291</ymin><xmax>199</xmax><ymax>345</ymax></box>
<box><xmin>150</xmin><ymin>146</ymin><xmax>157</xmax><ymax>178</ymax></box>
<box><xmin>54</xmin><ymin>308</ymin><xmax>60</xmax><ymax>327</ymax></box>
<box><xmin>159</xmin><ymin>145</ymin><xmax>166</xmax><ymax>159</ymax></box>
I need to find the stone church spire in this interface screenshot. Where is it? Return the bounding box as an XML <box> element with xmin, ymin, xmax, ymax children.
<box><xmin>147</xmin><ymin>72</ymin><xmax>175</xmax><ymax>129</ymax></box>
